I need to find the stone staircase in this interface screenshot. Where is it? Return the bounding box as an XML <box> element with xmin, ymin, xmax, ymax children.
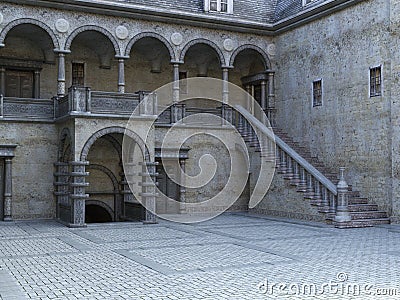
<box><xmin>242</xmin><ymin>124</ymin><xmax>390</xmax><ymax>228</ymax></box>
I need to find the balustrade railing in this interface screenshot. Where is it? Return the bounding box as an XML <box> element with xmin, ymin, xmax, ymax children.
<box><xmin>234</xmin><ymin>104</ymin><xmax>350</xmax><ymax>222</ymax></box>
<box><xmin>0</xmin><ymin>95</ymin><xmax>54</xmax><ymax>121</ymax></box>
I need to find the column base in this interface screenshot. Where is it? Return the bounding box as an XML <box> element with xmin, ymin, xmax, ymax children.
<box><xmin>3</xmin><ymin>216</ymin><xmax>13</xmax><ymax>222</ymax></box>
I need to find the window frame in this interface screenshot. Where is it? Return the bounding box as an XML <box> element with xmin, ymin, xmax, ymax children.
<box><xmin>71</xmin><ymin>62</ymin><xmax>85</xmax><ymax>87</ymax></box>
<box><xmin>312</xmin><ymin>78</ymin><xmax>323</xmax><ymax>108</ymax></box>
<box><xmin>204</xmin><ymin>0</ymin><xmax>233</xmax><ymax>13</ymax></box>
<box><xmin>369</xmin><ymin>65</ymin><xmax>382</xmax><ymax>98</ymax></box>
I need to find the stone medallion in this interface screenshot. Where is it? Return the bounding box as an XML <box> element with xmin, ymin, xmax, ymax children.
<box><xmin>0</xmin><ymin>13</ymin><xmax>3</xmax><ymax>25</ymax></box>
<box><xmin>171</xmin><ymin>32</ymin><xmax>183</xmax><ymax>46</ymax></box>
<box><xmin>267</xmin><ymin>43</ymin><xmax>276</xmax><ymax>56</ymax></box>
<box><xmin>116</xmin><ymin>25</ymin><xmax>129</xmax><ymax>40</ymax></box>
<box><xmin>55</xmin><ymin>18</ymin><xmax>69</xmax><ymax>33</ymax></box>
<box><xmin>223</xmin><ymin>39</ymin><xmax>235</xmax><ymax>52</ymax></box>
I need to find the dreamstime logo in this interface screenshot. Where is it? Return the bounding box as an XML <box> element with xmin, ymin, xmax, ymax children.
<box><xmin>122</xmin><ymin>77</ymin><xmax>276</xmax><ymax>223</ymax></box>
<box><xmin>258</xmin><ymin>272</ymin><xmax>399</xmax><ymax>297</ymax></box>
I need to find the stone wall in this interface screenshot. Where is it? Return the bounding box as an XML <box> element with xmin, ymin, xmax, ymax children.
<box><xmin>0</xmin><ymin>122</ymin><xmax>58</xmax><ymax>219</ymax></box>
<box><xmin>274</xmin><ymin>0</ymin><xmax>393</xmax><ymax>217</ymax></box>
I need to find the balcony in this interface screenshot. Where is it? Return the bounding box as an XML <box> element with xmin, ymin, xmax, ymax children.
<box><xmin>0</xmin><ymin>87</ymin><xmax>233</xmax><ymax>125</ymax></box>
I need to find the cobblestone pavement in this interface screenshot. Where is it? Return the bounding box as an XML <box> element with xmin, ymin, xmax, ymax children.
<box><xmin>0</xmin><ymin>213</ymin><xmax>400</xmax><ymax>300</ymax></box>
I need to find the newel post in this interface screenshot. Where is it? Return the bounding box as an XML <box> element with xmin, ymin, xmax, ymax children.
<box><xmin>334</xmin><ymin>167</ymin><xmax>352</xmax><ymax>227</ymax></box>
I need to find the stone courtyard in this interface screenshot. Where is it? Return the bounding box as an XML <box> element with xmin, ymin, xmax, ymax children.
<box><xmin>0</xmin><ymin>213</ymin><xmax>399</xmax><ymax>300</ymax></box>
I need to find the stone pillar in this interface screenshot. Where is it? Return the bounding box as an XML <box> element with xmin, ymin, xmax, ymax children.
<box><xmin>117</xmin><ymin>57</ymin><xmax>126</xmax><ymax>93</ymax></box>
<box><xmin>3</xmin><ymin>158</ymin><xmax>13</xmax><ymax>221</ymax></box>
<box><xmin>267</xmin><ymin>71</ymin><xmax>276</xmax><ymax>126</ymax></box>
<box><xmin>0</xmin><ymin>67</ymin><xmax>5</xmax><ymax>96</ymax></box>
<box><xmin>171</xmin><ymin>62</ymin><xmax>180</xmax><ymax>124</ymax></box>
<box><xmin>140</xmin><ymin>162</ymin><xmax>158</xmax><ymax>224</ymax></box>
<box><xmin>261</xmin><ymin>80</ymin><xmax>267</xmax><ymax>111</ymax></box>
<box><xmin>334</xmin><ymin>167</ymin><xmax>352</xmax><ymax>225</ymax></box>
<box><xmin>179</xmin><ymin>159</ymin><xmax>186</xmax><ymax>213</ymax></box>
<box><xmin>54</xmin><ymin>162</ymin><xmax>70</xmax><ymax>221</ymax></box>
<box><xmin>34</xmin><ymin>70</ymin><xmax>40</xmax><ymax>99</ymax></box>
<box><xmin>56</xmin><ymin>51</ymin><xmax>67</xmax><ymax>96</ymax></box>
<box><xmin>69</xmin><ymin>161</ymin><xmax>89</xmax><ymax>227</ymax></box>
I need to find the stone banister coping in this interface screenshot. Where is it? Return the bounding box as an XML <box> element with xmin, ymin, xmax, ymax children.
<box><xmin>235</xmin><ymin>104</ymin><xmax>337</xmax><ymax>196</ymax></box>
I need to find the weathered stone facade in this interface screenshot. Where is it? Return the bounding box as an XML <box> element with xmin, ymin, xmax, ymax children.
<box><xmin>0</xmin><ymin>0</ymin><xmax>398</xmax><ymax>226</ymax></box>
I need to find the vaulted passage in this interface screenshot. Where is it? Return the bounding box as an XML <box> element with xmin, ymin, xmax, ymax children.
<box><xmin>85</xmin><ymin>204</ymin><xmax>112</xmax><ymax>223</ymax></box>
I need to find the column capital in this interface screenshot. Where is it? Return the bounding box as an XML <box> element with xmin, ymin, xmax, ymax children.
<box><xmin>115</xmin><ymin>55</ymin><xmax>130</xmax><ymax>60</ymax></box>
<box><xmin>266</xmin><ymin>70</ymin><xmax>275</xmax><ymax>75</ymax></box>
<box><xmin>54</xmin><ymin>49</ymin><xmax>71</xmax><ymax>54</ymax></box>
<box><xmin>171</xmin><ymin>60</ymin><xmax>184</xmax><ymax>65</ymax></box>
<box><xmin>221</xmin><ymin>65</ymin><xmax>234</xmax><ymax>70</ymax></box>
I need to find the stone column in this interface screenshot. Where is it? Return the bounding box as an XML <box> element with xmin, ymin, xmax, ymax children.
<box><xmin>69</xmin><ymin>161</ymin><xmax>89</xmax><ymax>227</ymax></box>
<box><xmin>171</xmin><ymin>62</ymin><xmax>181</xmax><ymax>124</ymax></box>
<box><xmin>117</xmin><ymin>57</ymin><xmax>126</xmax><ymax>93</ymax></box>
<box><xmin>141</xmin><ymin>162</ymin><xmax>158</xmax><ymax>224</ymax></box>
<box><xmin>0</xmin><ymin>67</ymin><xmax>5</xmax><ymax>96</ymax></box>
<box><xmin>3</xmin><ymin>158</ymin><xmax>13</xmax><ymax>221</ymax></box>
<box><xmin>179</xmin><ymin>159</ymin><xmax>186</xmax><ymax>213</ymax></box>
<box><xmin>334</xmin><ymin>167</ymin><xmax>352</xmax><ymax>226</ymax></box>
<box><xmin>260</xmin><ymin>80</ymin><xmax>267</xmax><ymax>111</ymax></box>
<box><xmin>56</xmin><ymin>51</ymin><xmax>68</xmax><ymax>96</ymax></box>
<box><xmin>267</xmin><ymin>71</ymin><xmax>276</xmax><ymax>126</ymax></box>
<box><xmin>34</xmin><ymin>70</ymin><xmax>40</xmax><ymax>99</ymax></box>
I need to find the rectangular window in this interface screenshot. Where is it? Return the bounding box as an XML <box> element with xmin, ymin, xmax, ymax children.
<box><xmin>179</xmin><ymin>71</ymin><xmax>188</xmax><ymax>94</ymax></box>
<box><xmin>210</xmin><ymin>0</ymin><xmax>218</xmax><ymax>11</ymax></box>
<box><xmin>312</xmin><ymin>79</ymin><xmax>322</xmax><ymax>107</ymax></box>
<box><xmin>205</xmin><ymin>0</ymin><xmax>232</xmax><ymax>13</ymax></box>
<box><xmin>370</xmin><ymin>66</ymin><xmax>382</xmax><ymax>97</ymax></box>
<box><xmin>72</xmin><ymin>63</ymin><xmax>85</xmax><ymax>86</ymax></box>
<box><xmin>221</xmin><ymin>0</ymin><xmax>228</xmax><ymax>12</ymax></box>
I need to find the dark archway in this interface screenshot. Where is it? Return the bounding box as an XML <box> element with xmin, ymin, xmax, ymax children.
<box><xmin>85</xmin><ymin>204</ymin><xmax>113</xmax><ymax>223</ymax></box>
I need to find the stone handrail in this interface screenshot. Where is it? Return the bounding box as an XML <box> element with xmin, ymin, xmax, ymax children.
<box><xmin>235</xmin><ymin>104</ymin><xmax>337</xmax><ymax>196</ymax></box>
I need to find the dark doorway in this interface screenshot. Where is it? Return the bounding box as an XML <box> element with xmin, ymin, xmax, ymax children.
<box><xmin>156</xmin><ymin>162</ymin><xmax>180</xmax><ymax>214</ymax></box>
<box><xmin>85</xmin><ymin>204</ymin><xmax>113</xmax><ymax>223</ymax></box>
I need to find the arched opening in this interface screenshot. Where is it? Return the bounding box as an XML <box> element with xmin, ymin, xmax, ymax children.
<box><xmin>66</xmin><ymin>30</ymin><xmax>118</xmax><ymax>91</ymax></box>
<box><xmin>180</xmin><ymin>42</ymin><xmax>223</xmax><ymax>110</ymax></box>
<box><xmin>85</xmin><ymin>204</ymin><xmax>113</xmax><ymax>223</ymax></box>
<box><xmin>81</xmin><ymin>127</ymin><xmax>149</xmax><ymax>223</ymax></box>
<box><xmin>231</xmin><ymin>48</ymin><xmax>270</xmax><ymax>109</ymax></box>
<box><xmin>0</xmin><ymin>23</ymin><xmax>57</xmax><ymax>98</ymax></box>
<box><xmin>125</xmin><ymin>36</ymin><xmax>173</xmax><ymax>93</ymax></box>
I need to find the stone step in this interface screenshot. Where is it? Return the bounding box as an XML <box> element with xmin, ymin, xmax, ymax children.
<box><xmin>348</xmin><ymin>197</ymin><xmax>367</xmax><ymax>204</ymax></box>
<box><xmin>334</xmin><ymin>218</ymin><xmax>390</xmax><ymax>228</ymax></box>
<box><xmin>350</xmin><ymin>211</ymin><xmax>388</xmax><ymax>220</ymax></box>
<box><xmin>348</xmin><ymin>204</ymin><xmax>379</xmax><ymax>212</ymax></box>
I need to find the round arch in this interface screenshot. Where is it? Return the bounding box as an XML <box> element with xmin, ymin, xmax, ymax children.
<box><xmin>125</xmin><ymin>32</ymin><xmax>175</xmax><ymax>61</ymax></box>
<box><xmin>0</xmin><ymin>18</ymin><xmax>60</xmax><ymax>49</ymax></box>
<box><xmin>229</xmin><ymin>44</ymin><xmax>271</xmax><ymax>70</ymax></box>
<box><xmin>179</xmin><ymin>38</ymin><xmax>226</xmax><ymax>66</ymax></box>
<box><xmin>80</xmin><ymin>126</ymin><xmax>149</xmax><ymax>161</ymax></box>
<box><xmin>58</xmin><ymin>128</ymin><xmax>73</xmax><ymax>162</ymax></box>
<box><xmin>86</xmin><ymin>164</ymin><xmax>119</xmax><ymax>192</ymax></box>
<box><xmin>65</xmin><ymin>25</ymin><xmax>121</xmax><ymax>56</ymax></box>
<box><xmin>85</xmin><ymin>200</ymin><xmax>115</xmax><ymax>222</ymax></box>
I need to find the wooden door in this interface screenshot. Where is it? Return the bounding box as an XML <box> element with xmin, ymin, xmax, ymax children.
<box><xmin>5</xmin><ymin>70</ymin><xmax>34</xmax><ymax>98</ymax></box>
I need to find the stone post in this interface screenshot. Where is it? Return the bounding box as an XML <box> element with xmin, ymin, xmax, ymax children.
<box><xmin>3</xmin><ymin>158</ymin><xmax>13</xmax><ymax>221</ymax></box>
<box><xmin>261</xmin><ymin>80</ymin><xmax>267</xmax><ymax>111</ymax></box>
<box><xmin>34</xmin><ymin>70</ymin><xmax>40</xmax><ymax>99</ymax></box>
<box><xmin>267</xmin><ymin>71</ymin><xmax>276</xmax><ymax>126</ymax></box>
<box><xmin>334</xmin><ymin>167</ymin><xmax>352</xmax><ymax>225</ymax></box>
<box><xmin>56</xmin><ymin>51</ymin><xmax>69</xmax><ymax>96</ymax></box>
<box><xmin>0</xmin><ymin>67</ymin><xmax>5</xmax><ymax>96</ymax></box>
<box><xmin>140</xmin><ymin>162</ymin><xmax>158</xmax><ymax>224</ymax></box>
<box><xmin>117</xmin><ymin>57</ymin><xmax>126</xmax><ymax>93</ymax></box>
<box><xmin>179</xmin><ymin>159</ymin><xmax>186</xmax><ymax>213</ymax></box>
<box><xmin>69</xmin><ymin>161</ymin><xmax>89</xmax><ymax>227</ymax></box>
<box><xmin>171</xmin><ymin>62</ymin><xmax>181</xmax><ymax>124</ymax></box>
